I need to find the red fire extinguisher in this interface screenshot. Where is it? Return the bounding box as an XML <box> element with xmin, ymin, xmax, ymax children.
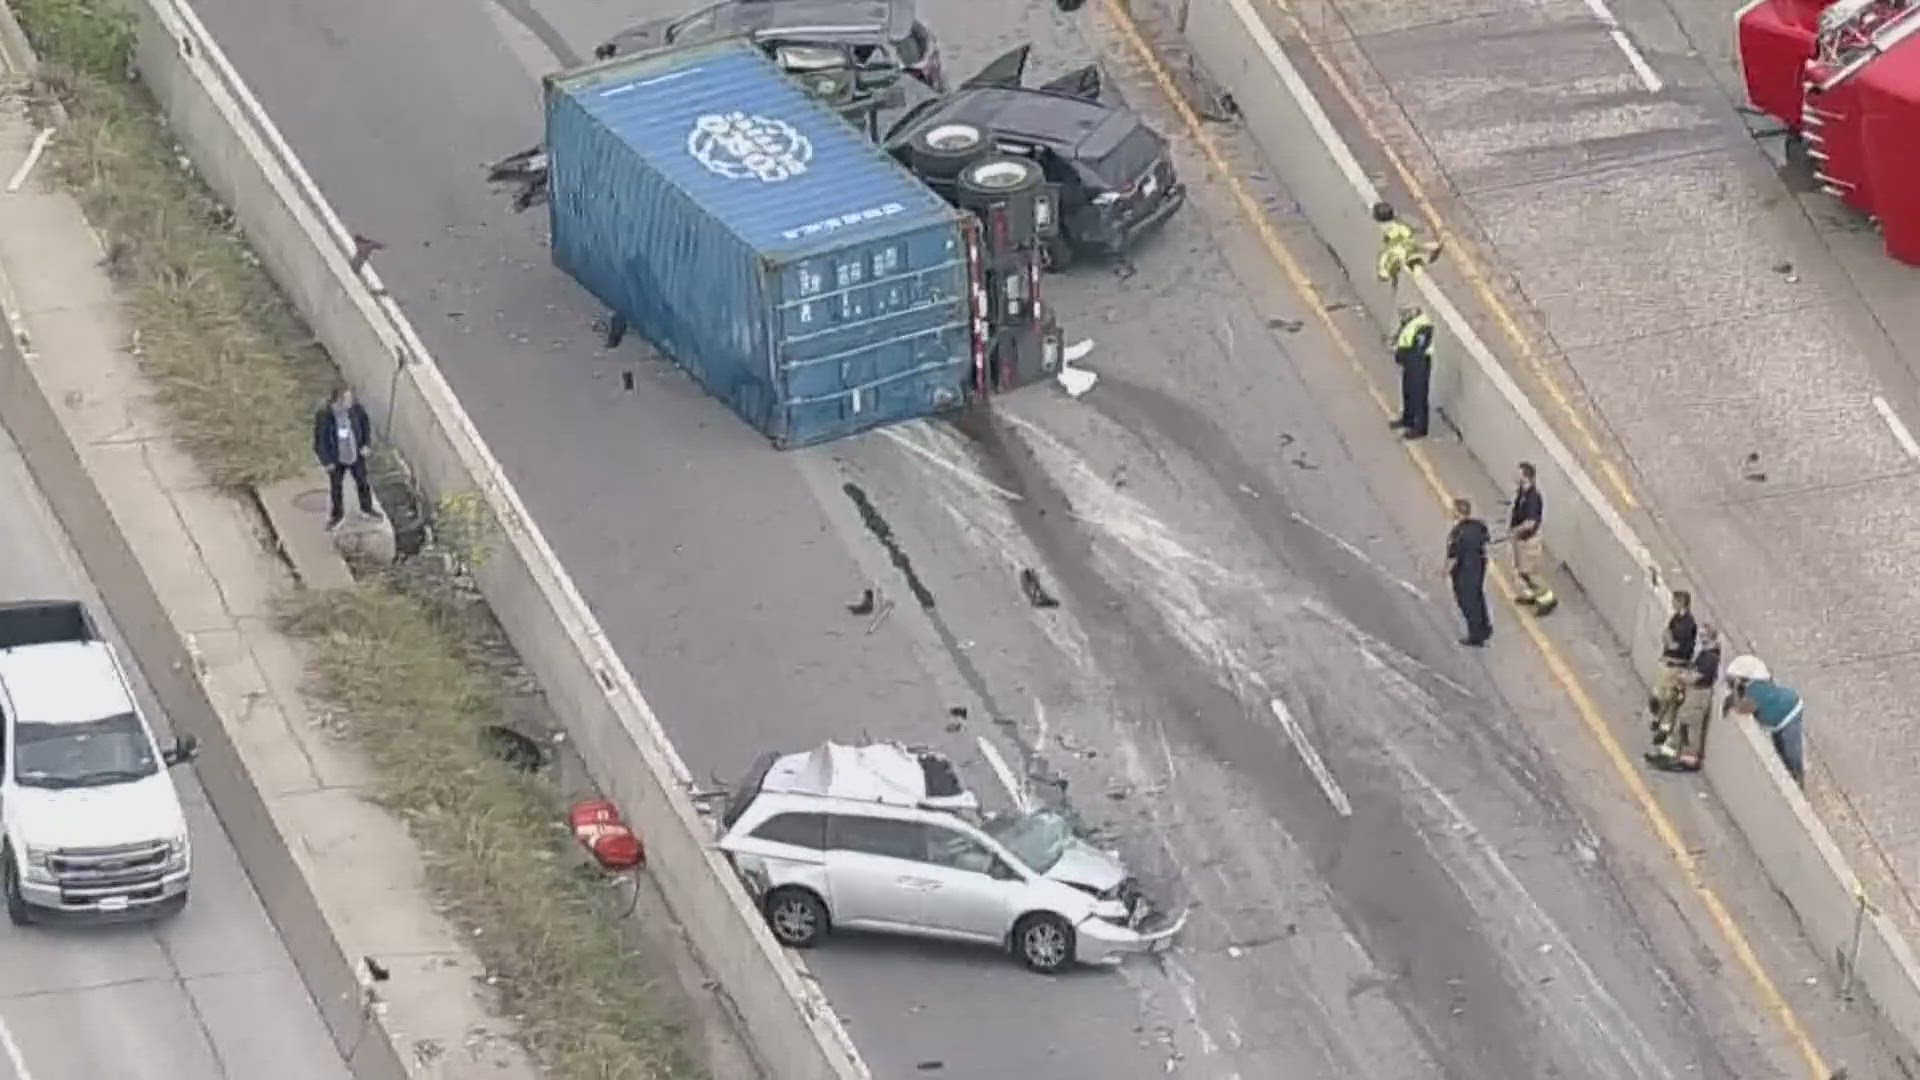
<box><xmin>568</xmin><ymin>798</ymin><xmax>645</xmax><ymax>872</ymax></box>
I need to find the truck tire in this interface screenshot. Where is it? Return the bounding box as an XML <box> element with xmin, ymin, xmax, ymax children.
<box><xmin>3</xmin><ymin>849</ymin><xmax>33</xmax><ymax>927</ymax></box>
<box><xmin>955</xmin><ymin>155</ymin><xmax>1044</xmax><ymax>208</ymax></box>
<box><xmin>908</xmin><ymin>122</ymin><xmax>993</xmax><ymax>180</ymax></box>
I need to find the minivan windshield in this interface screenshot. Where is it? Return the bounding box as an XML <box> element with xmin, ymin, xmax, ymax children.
<box><xmin>985</xmin><ymin>809</ymin><xmax>1074</xmax><ymax>874</ymax></box>
<box><xmin>12</xmin><ymin>712</ymin><xmax>158</xmax><ymax>789</ymax></box>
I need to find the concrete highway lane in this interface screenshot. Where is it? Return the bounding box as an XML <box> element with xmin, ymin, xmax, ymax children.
<box><xmin>0</xmin><ymin>421</ymin><xmax>351</xmax><ymax>1080</ymax></box>
<box><xmin>180</xmin><ymin>0</ymin><xmax>1859</xmax><ymax>1076</ymax></box>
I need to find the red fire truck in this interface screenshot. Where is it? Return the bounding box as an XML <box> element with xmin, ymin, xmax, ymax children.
<box><xmin>1736</xmin><ymin>0</ymin><xmax>1920</xmax><ymax>266</ymax></box>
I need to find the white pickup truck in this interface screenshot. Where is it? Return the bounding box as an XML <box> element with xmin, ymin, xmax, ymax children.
<box><xmin>0</xmin><ymin>601</ymin><xmax>198</xmax><ymax>925</ymax></box>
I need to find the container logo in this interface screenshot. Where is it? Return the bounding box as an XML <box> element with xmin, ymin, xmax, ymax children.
<box><xmin>688</xmin><ymin>112</ymin><xmax>813</xmax><ymax>183</ymax></box>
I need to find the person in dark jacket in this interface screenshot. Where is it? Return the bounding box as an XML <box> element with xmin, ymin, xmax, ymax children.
<box><xmin>313</xmin><ymin>386</ymin><xmax>378</xmax><ymax>530</ymax></box>
<box><xmin>1444</xmin><ymin>497</ymin><xmax>1492</xmax><ymax>647</ymax></box>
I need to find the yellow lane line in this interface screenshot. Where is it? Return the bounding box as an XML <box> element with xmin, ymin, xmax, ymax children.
<box><xmin>1095</xmin><ymin>2</ymin><xmax>1832</xmax><ymax>1076</ymax></box>
<box><xmin>1254</xmin><ymin>0</ymin><xmax>1642</xmax><ymax>511</ymax></box>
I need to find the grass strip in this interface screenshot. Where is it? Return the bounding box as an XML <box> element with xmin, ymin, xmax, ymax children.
<box><xmin>13</xmin><ymin>0</ymin><xmax>325</xmax><ymax>489</ymax></box>
<box><xmin>10</xmin><ymin>2</ymin><xmax>704</xmax><ymax>1076</ymax></box>
<box><xmin>283</xmin><ymin>586</ymin><xmax>699</xmax><ymax>1080</ymax></box>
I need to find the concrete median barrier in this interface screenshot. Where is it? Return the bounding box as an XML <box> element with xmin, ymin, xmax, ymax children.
<box><xmin>1183</xmin><ymin>0</ymin><xmax>1920</xmax><ymax>1058</ymax></box>
<box><xmin>125</xmin><ymin>1</ymin><xmax>868</xmax><ymax>1076</ymax></box>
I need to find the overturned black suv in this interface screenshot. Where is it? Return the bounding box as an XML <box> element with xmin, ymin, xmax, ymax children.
<box><xmin>882</xmin><ymin>46</ymin><xmax>1185</xmax><ymax>269</ymax></box>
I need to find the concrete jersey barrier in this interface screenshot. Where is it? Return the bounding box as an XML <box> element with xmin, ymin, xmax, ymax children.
<box><xmin>125</xmin><ymin>1</ymin><xmax>869</xmax><ymax>1076</ymax></box>
<box><xmin>1181</xmin><ymin>0</ymin><xmax>1920</xmax><ymax>1061</ymax></box>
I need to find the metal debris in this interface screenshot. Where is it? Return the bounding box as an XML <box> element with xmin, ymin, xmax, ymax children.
<box><xmin>1020</xmin><ymin>568</ymin><xmax>1060</xmax><ymax>609</ymax></box>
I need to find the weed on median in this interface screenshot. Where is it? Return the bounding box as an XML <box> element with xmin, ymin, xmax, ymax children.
<box><xmin>12</xmin><ymin>0</ymin><xmax>326</xmax><ymax>489</ymax></box>
<box><xmin>282</xmin><ymin>582</ymin><xmax>702</xmax><ymax>1080</ymax></box>
<box><xmin>12</xmin><ymin>3</ymin><xmax>711</xmax><ymax>1077</ymax></box>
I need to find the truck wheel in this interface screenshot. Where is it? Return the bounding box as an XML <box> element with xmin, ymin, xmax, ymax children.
<box><xmin>3</xmin><ymin>851</ymin><xmax>33</xmax><ymax>927</ymax></box>
<box><xmin>956</xmin><ymin>156</ymin><xmax>1043</xmax><ymax>204</ymax></box>
<box><xmin>909</xmin><ymin>122</ymin><xmax>992</xmax><ymax>180</ymax></box>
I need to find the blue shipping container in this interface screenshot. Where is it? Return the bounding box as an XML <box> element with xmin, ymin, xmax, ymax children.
<box><xmin>545</xmin><ymin>39</ymin><xmax>979</xmax><ymax>448</ymax></box>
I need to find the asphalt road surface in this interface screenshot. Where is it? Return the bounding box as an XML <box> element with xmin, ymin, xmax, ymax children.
<box><xmin>0</xmin><ymin>421</ymin><xmax>351</xmax><ymax>1080</ymax></box>
<box><xmin>179</xmin><ymin>0</ymin><xmax>1881</xmax><ymax>1076</ymax></box>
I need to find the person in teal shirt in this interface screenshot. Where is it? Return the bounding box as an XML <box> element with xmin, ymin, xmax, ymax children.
<box><xmin>1733</xmin><ymin>674</ymin><xmax>1805</xmax><ymax>786</ymax></box>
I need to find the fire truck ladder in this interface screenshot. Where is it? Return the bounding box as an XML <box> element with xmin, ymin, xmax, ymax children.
<box><xmin>1801</xmin><ymin>0</ymin><xmax>1920</xmax><ymax>196</ymax></box>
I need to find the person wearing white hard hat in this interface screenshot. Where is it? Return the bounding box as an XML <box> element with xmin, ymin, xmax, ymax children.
<box><xmin>1726</xmin><ymin>655</ymin><xmax>1806</xmax><ymax>786</ymax></box>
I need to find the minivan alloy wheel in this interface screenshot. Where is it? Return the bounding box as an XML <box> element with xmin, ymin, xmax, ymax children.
<box><xmin>765</xmin><ymin>888</ymin><xmax>826</xmax><ymax>947</ymax></box>
<box><xmin>1016</xmin><ymin>914</ymin><xmax>1073</xmax><ymax>972</ymax></box>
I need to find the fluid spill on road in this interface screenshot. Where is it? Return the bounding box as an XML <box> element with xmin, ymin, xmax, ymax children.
<box><xmin>841</xmin><ymin>481</ymin><xmax>937</xmax><ymax>611</ymax></box>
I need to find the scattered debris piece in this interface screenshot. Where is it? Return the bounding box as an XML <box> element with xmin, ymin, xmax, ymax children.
<box><xmin>847</xmin><ymin>587</ymin><xmax>876</xmax><ymax>615</ymax></box>
<box><xmin>866</xmin><ymin>596</ymin><xmax>896</xmax><ymax>634</ymax></box>
<box><xmin>1064</xmin><ymin>339</ymin><xmax>1096</xmax><ymax>364</ymax></box>
<box><xmin>349</xmin><ymin>233</ymin><xmax>385</xmax><ymax>272</ymax></box>
<box><xmin>1741</xmin><ymin>451</ymin><xmax>1767</xmax><ymax>482</ymax></box>
<box><xmin>1227</xmin><ymin>945</ymin><xmax>1244</xmax><ymax>959</ymax></box>
<box><xmin>364</xmin><ymin>956</ymin><xmax>392</xmax><ymax>983</ymax></box>
<box><xmin>949</xmin><ymin>705</ymin><xmax>970</xmax><ymax>720</ymax></box>
<box><xmin>481</xmin><ymin>724</ymin><xmax>546</xmax><ymax>773</ymax></box>
<box><xmin>1020</xmin><ymin>568</ymin><xmax>1061</xmax><ymax>609</ymax></box>
<box><xmin>1266</xmin><ymin>317</ymin><xmax>1304</xmax><ymax>333</ymax></box>
<box><xmin>916</xmin><ymin>1061</ymin><xmax>946</xmax><ymax>1071</ymax></box>
<box><xmin>1058</xmin><ymin>363</ymin><xmax>1098</xmax><ymax>398</ymax></box>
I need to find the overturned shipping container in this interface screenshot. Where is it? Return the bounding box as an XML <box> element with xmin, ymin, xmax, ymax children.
<box><xmin>545</xmin><ymin>39</ymin><xmax>982</xmax><ymax>447</ymax></box>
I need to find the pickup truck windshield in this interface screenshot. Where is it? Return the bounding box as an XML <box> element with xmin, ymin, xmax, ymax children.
<box><xmin>13</xmin><ymin>712</ymin><xmax>158</xmax><ymax>789</ymax></box>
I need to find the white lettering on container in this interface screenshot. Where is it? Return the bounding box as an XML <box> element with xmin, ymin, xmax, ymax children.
<box><xmin>688</xmin><ymin>112</ymin><xmax>813</xmax><ymax>183</ymax></box>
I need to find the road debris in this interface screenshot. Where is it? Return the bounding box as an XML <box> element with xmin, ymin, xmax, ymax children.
<box><xmin>1058</xmin><ymin>362</ymin><xmax>1098</xmax><ymax>398</ymax></box>
<box><xmin>1741</xmin><ymin>451</ymin><xmax>1767</xmax><ymax>482</ymax></box>
<box><xmin>1020</xmin><ymin>567</ymin><xmax>1061</xmax><ymax>608</ymax></box>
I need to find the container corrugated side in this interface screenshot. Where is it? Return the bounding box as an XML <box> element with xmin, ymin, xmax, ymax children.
<box><xmin>544</xmin><ymin>42</ymin><xmax>977</xmax><ymax>447</ymax></box>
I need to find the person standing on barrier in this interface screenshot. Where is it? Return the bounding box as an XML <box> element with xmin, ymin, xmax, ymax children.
<box><xmin>1507</xmin><ymin>462</ymin><xmax>1556</xmax><ymax>614</ymax></box>
<box><xmin>1390</xmin><ymin>305</ymin><xmax>1434</xmax><ymax>441</ymax></box>
<box><xmin>1728</xmin><ymin>656</ymin><xmax>1806</xmax><ymax>787</ymax></box>
<box><xmin>1444</xmin><ymin>497</ymin><xmax>1492</xmax><ymax>647</ymax></box>
<box><xmin>1373</xmin><ymin>201</ymin><xmax>1443</xmax><ymax>290</ymax></box>
<box><xmin>1645</xmin><ymin>590</ymin><xmax>1699</xmax><ymax>763</ymax></box>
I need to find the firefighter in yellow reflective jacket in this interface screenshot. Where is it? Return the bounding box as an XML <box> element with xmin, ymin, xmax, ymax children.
<box><xmin>1374</xmin><ymin>202</ymin><xmax>1443</xmax><ymax>289</ymax></box>
<box><xmin>1390</xmin><ymin>306</ymin><xmax>1434</xmax><ymax>440</ymax></box>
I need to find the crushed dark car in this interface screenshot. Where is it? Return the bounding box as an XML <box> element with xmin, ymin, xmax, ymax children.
<box><xmin>882</xmin><ymin>45</ymin><xmax>1185</xmax><ymax>269</ymax></box>
<box><xmin>594</xmin><ymin>0</ymin><xmax>944</xmax><ymax>94</ymax></box>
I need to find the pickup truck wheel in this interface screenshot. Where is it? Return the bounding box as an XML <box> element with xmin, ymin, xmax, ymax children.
<box><xmin>908</xmin><ymin>122</ymin><xmax>992</xmax><ymax>180</ymax></box>
<box><xmin>1013</xmin><ymin>912</ymin><xmax>1074</xmax><ymax>973</ymax></box>
<box><xmin>764</xmin><ymin>887</ymin><xmax>828</xmax><ymax>948</ymax></box>
<box><xmin>3</xmin><ymin>851</ymin><xmax>32</xmax><ymax>927</ymax></box>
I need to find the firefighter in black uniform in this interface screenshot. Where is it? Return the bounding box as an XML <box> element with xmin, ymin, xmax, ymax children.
<box><xmin>1445</xmin><ymin>497</ymin><xmax>1492</xmax><ymax>647</ymax></box>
